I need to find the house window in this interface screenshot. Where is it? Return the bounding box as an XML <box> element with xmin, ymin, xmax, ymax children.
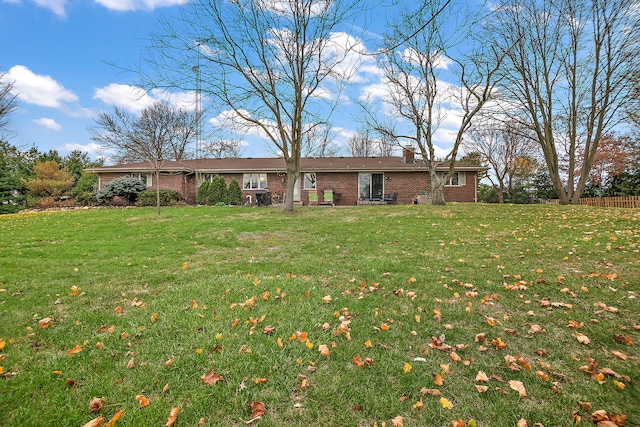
<box><xmin>303</xmin><ymin>173</ymin><xmax>316</xmax><ymax>189</ymax></box>
<box><xmin>438</xmin><ymin>172</ymin><xmax>466</xmax><ymax>187</ymax></box>
<box><xmin>131</xmin><ymin>173</ymin><xmax>152</xmax><ymax>187</ymax></box>
<box><xmin>243</xmin><ymin>173</ymin><xmax>267</xmax><ymax>189</ymax></box>
<box><xmin>358</xmin><ymin>173</ymin><xmax>384</xmax><ymax>200</ymax></box>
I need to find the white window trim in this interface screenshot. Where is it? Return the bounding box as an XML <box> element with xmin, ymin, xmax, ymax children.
<box><xmin>438</xmin><ymin>172</ymin><xmax>466</xmax><ymax>187</ymax></box>
<box><xmin>131</xmin><ymin>173</ymin><xmax>153</xmax><ymax>187</ymax></box>
<box><xmin>243</xmin><ymin>173</ymin><xmax>267</xmax><ymax>190</ymax></box>
<box><xmin>303</xmin><ymin>173</ymin><xmax>316</xmax><ymax>190</ymax></box>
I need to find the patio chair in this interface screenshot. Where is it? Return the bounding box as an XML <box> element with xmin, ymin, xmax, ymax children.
<box><xmin>383</xmin><ymin>192</ymin><xmax>398</xmax><ymax>204</ymax></box>
<box><xmin>308</xmin><ymin>190</ymin><xmax>318</xmax><ymax>206</ymax></box>
<box><xmin>321</xmin><ymin>189</ymin><xmax>335</xmax><ymax>206</ymax></box>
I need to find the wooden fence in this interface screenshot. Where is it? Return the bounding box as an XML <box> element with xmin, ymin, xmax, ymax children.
<box><xmin>545</xmin><ymin>196</ymin><xmax>640</xmax><ymax>208</ymax></box>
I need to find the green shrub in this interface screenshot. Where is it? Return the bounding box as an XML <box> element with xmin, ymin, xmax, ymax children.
<box><xmin>75</xmin><ymin>191</ymin><xmax>98</xmax><ymax>206</ymax></box>
<box><xmin>227</xmin><ymin>178</ymin><xmax>243</xmax><ymax>205</ymax></box>
<box><xmin>207</xmin><ymin>175</ymin><xmax>227</xmax><ymax>205</ymax></box>
<box><xmin>96</xmin><ymin>176</ymin><xmax>146</xmax><ymax>205</ymax></box>
<box><xmin>197</xmin><ymin>181</ymin><xmax>210</xmax><ymax>205</ymax></box>
<box><xmin>135</xmin><ymin>190</ymin><xmax>180</xmax><ymax>207</ymax></box>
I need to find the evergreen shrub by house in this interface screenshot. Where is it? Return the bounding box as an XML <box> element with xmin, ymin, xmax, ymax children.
<box><xmin>96</xmin><ymin>176</ymin><xmax>146</xmax><ymax>205</ymax></box>
<box><xmin>197</xmin><ymin>181</ymin><xmax>210</xmax><ymax>205</ymax></box>
<box><xmin>207</xmin><ymin>175</ymin><xmax>227</xmax><ymax>205</ymax></box>
<box><xmin>135</xmin><ymin>190</ymin><xmax>180</xmax><ymax>207</ymax></box>
<box><xmin>227</xmin><ymin>178</ymin><xmax>242</xmax><ymax>205</ymax></box>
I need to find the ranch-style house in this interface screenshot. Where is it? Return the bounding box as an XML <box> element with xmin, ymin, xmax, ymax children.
<box><xmin>85</xmin><ymin>150</ymin><xmax>487</xmax><ymax>206</ymax></box>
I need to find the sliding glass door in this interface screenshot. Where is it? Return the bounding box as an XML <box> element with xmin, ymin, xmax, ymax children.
<box><xmin>358</xmin><ymin>173</ymin><xmax>384</xmax><ymax>200</ymax></box>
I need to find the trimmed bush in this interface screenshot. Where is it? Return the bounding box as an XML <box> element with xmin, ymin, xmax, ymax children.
<box><xmin>208</xmin><ymin>175</ymin><xmax>227</xmax><ymax>205</ymax></box>
<box><xmin>197</xmin><ymin>181</ymin><xmax>210</xmax><ymax>205</ymax></box>
<box><xmin>135</xmin><ymin>190</ymin><xmax>180</xmax><ymax>207</ymax></box>
<box><xmin>96</xmin><ymin>176</ymin><xmax>146</xmax><ymax>205</ymax></box>
<box><xmin>227</xmin><ymin>178</ymin><xmax>243</xmax><ymax>205</ymax></box>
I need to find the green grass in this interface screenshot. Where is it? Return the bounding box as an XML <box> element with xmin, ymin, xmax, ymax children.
<box><xmin>0</xmin><ymin>204</ymin><xmax>638</xmax><ymax>427</ymax></box>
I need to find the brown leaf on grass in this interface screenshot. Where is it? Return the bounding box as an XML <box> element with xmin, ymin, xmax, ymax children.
<box><xmin>591</xmin><ymin>410</ymin><xmax>609</xmax><ymax>422</ymax></box>
<box><xmin>88</xmin><ymin>397</ymin><xmax>103</xmax><ymax>413</ymax></box>
<box><xmin>527</xmin><ymin>324</ymin><xmax>545</xmax><ymax>334</ymax></box>
<box><xmin>262</xmin><ymin>325</ymin><xmax>275</xmax><ymax>335</ymax></box>
<box><xmin>318</xmin><ymin>344</ymin><xmax>331</xmax><ymax>357</ymax></box>
<box><xmin>475</xmin><ymin>333</ymin><xmax>486</xmax><ymax>342</ymax></box>
<box><xmin>82</xmin><ymin>416</ymin><xmax>105</xmax><ymax>427</ymax></box>
<box><xmin>535</xmin><ymin>371</ymin><xmax>550</xmax><ymax>381</ymax></box>
<box><xmin>201</xmin><ymin>369</ymin><xmax>224</xmax><ymax>385</ymax></box>
<box><xmin>575</xmin><ymin>333</ymin><xmax>590</xmax><ymax>345</ymax></box>
<box><xmin>475</xmin><ymin>371</ymin><xmax>489</xmax><ymax>382</ymax></box>
<box><xmin>451</xmin><ymin>419</ymin><xmax>466</xmax><ymax>427</ymax></box>
<box><xmin>39</xmin><ymin>317</ymin><xmax>54</xmax><ymax>328</ymax></box>
<box><xmin>611</xmin><ymin>351</ymin><xmax>628</xmax><ymax>361</ymax></box>
<box><xmin>250</xmin><ymin>401</ymin><xmax>265</xmax><ymax>418</ymax></box>
<box><xmin>516</xmin><ymin>419</ymin><xmax>527</xmax><ymax>427</ymax></box>
<box><xmin>104</xmin><ymin>409</ymin><xmax>123</xmax><ymax>427</ymax></box>
<box><xmin>450</xmin><ymin>351</ymin><xmax>461</xmax><ymax>362</ymax></box>
<box><xmin>126</xmin><ymin>358</ymin><xmax>135</xmax><ymax>369</ymax></box>
<box><xmin>509</xmin><ymin>380</ymin><xmax>527</xmax><ymax>397</ymax></box>
<box><xmin>166</xmin><ymin>407</ymin><xmax>180</xmax><ymax>427</ymax></box>
<box><xmin>613</xmin><ymin>334</ymin><xmax>633</xmax><ymax>346</ymax></box>
<box><xmin>597</xmin><ymin>422</ymin><xmax>620</xmax><ymax>427</ymax></box>
<box><xmin>433</xmin><ymin>373</ymin><xmax>444</xmax><ymax>386</ymax></box>
<box><xmin>136</xmin><ymin>394</ymin><xmax>150</xmax><ymax>408</ymax></box>
<box><xmin>420</xmin><ymin>388</ymin><xmax>442</xmax><ymax>396</ymax></box>
<box><xmin>475</xmin><ymin>385</ymin><xmax>489</xmax><ymax>393</ymax></box>
<box><xmin>598</xmin><ymin>367</ymin><xmax>631</xmax><ymax>383</ymax></box>
<box><xmin>391</xmin><ymin>415</ymin><xmax>405</xmax><ymax>426</ymax></box>
<box><xmin>67</xmin><ymin>344</ymin><xmax>83</xmax><ymax>355</ymax></box>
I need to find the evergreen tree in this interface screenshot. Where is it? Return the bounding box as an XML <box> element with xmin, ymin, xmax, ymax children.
<box><xmin>208</xmin><ymin>175</ymin><xmax>227</xmax><ymax>205</ymax></box>
<box><xmin>227</xmin><ymin>178</ymin><xmax>242</xmax><ymax>205</ymax></box>
<box><xmin>197</xmin><ymin>181</ymin><xmax>210</xmax><ymax>205</ymax></box>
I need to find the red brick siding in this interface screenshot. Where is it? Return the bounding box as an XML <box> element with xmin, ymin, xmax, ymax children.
<box><xmin>99</xmin><ymin>170</ymin><xmax>478</xmax><ymax>206</ymax></box>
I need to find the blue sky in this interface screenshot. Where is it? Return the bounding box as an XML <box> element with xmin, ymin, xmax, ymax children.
<box><xmin>2</xmin><ymin>0</ymin><xmax>465</xmax><ymax>162</ymax></box>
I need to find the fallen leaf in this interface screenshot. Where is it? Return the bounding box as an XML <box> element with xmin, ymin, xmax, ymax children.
<box><xmin>88</xmin><ymin>397</ymin><xmax>103</xmax><ymax>413</ymax></box>
<box><xmin>403</xmin><ymin>362</ymin><xmax>412</xmax><ymax>373</ymax></box>
<box><xmin>611</xmin><ymin>351</ymin><xmax>627</xmax><ymax>361</ymax></box>
<box><xmin>82</xmin><ymin>416</ymin><xmax>105</xmax><ymax>427</ymax></box>
<box><xmin>517</xmin><ymin>419</ymin><xmax>527</xmax><ymax>427</ymax></box>
<box><xmin>439</xmin><ymin>397</ymin><xmax>454</xmax><ymax>409</ymax></box>
<box><xmin>136</xmin><ymin>394</ymin><xmax>150</xmax><ymax>408</ymax></box>
<box><xmin>535</xmin><ymin>370</ymin><xmax>550</xmax><ymax>381</ymax></box>
<box><xmin>318</xmin><ymin>344</ymin><xmax>331</xmax><ymax>357</ymax></box>
<box><xmin>591</xmin><ymin>410</ymin><xmax>609</xmax><ymax>422</ymax></box>
<box><xmin>104</xmin><ymin>409</ymin><xmax>123</xmax><ymax>427</ymax></box>
<box><xmin>433</xmin><ymin>373</ymin><xmax>444</xmax><ymax>386</ymax></box>
<box><xmin>201</xmin><ymin>369</ymin><xmax>224</xmax><ymax>385</ymax></box>
<box><xmin>575</xmin><ymin>333</ymin><xmax>590</xmax><ymax>345</ymax></box>
<box><xmin>475</xmin><ymin>385</ymin><xmax>489</xmax><ymax>393</ymax></box>
<box><xmin>475</xmin><ymin>371</ymin><xmax>489</xmax><ymax>382</ymax></box>
<box><xmin>364</xmin><ymin>339</ymin><xmax>373</xmax><ymax>348</ymax></box>
<box><xmin>391</xmin><ymin>415</ymin><xmax>405</xmax><ymax>427</ymax></box>
<box><xmin>126</xmin><ymin>358</ymin><xmax>135</xmax><ymax>369</ymax></box>
<box><xmin>166</xmin><ymin>407</ymin><xmax>180</xmax><ymax>427</ymax></box>
<box><xmin>509</xmin><ymin>380</ymin><xmax>527</xmax><ymax>397</ymax></box>
<box><xmin>250</xmin><ymin>401</ymin><xmax>265</xmax><ymax>418</ymax></box>
<box><xmin>451</xmin><ymin>420</ymin><xmax>466</xmax><ymax>427</ymax></box>
<box><xmin>39</xmin><ymin>317</ymin><xmax>54</xmax><ymax>328</ymax></box>
<box><xmin>67</xmin><ymin>344</ymin><xmax>83</xmax><ymax>355</ymax></box>
<box><xmin>412</xmin><ymin>398</ymin><xmax>423</xmax><ymax>409</ymax></box>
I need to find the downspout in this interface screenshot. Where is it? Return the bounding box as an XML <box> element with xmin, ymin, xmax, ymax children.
<box><xmin>474</xmin><ymin>172</ymin><xmax>478</xmax><ymax>202</ymax></box>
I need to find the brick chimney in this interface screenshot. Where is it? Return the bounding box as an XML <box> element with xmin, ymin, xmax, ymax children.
<box><xmin>402</xmin><ymin>147</ymin><xmax>415</xmax><ymax>163</ymax></box>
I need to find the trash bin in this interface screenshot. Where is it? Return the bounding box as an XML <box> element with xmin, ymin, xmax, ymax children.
<box><xmin>255</xmin><ymin>190</ymin><xmax>272</xmax><ymax>206</ymax></box>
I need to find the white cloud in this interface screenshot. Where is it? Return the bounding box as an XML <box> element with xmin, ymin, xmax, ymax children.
<box><xmin>93</xmin><ymin>0</ymin><xmax>186</xmax><ymax>12</ymax></box>
<box><xmin>61</xmin><ymin>142</ymin><xmax>105</xmax><ymax>155</ymax></box>
<box><xmin>93</xmin><ymin>83</ymin><xmax>198</xmax><ymax>113</ymax></box>
<box><xmin>7</xmin><ymin>65</ymin><xmax>78</xmax><ymax>108</ymax></box>
<box><xmin>33</xmin><ymin>0</ymin><xmax>67</xmax><ymax>17</ymax></box>
<box><xmin>33</xmin><ymin>117</ymin><xmax>63</xmax><ymax>131</ymax></box>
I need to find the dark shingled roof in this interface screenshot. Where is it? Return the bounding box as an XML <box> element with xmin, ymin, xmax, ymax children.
<box><xmin>86</xmin><ymin>157</ymin><xmax>487</xmax><ymax>174</ymax></box>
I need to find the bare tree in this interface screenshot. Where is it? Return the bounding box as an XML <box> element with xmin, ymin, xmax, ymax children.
<box><xmin>363</xmin><ymin>0</ymin><xmax>506</xmax><ymax>205</ymax></box>
<box><xmin>202</xmin><ymin>138</ymin><xmax>244</xmax><ymax>159</ymax></box>
<box><xmin>301</xmin><ymin>124</ymin><xmax>341</xmax><ymax>157</ymax></box>
<box><xmin>0</xmin><ymin>70</ymin><xmax>18</xmax><ymax>140</ymax></box>
<box><xmin>489</xmin><ymin>0</ymin><xmax>640</xmax><ymax>204</ymax></box>
<box><xmin>464</xmin><ymin>118</ymin><xmax>539</xmax><ymax>203</ymax></box>
<box><xmin>89</xmin><ymin>101</ymin><xmax>200</xmax><ymax>214</ymax></box>
<box><xmin>347</xmin><ymin>128</ymin><xmax>377</xmax><ymax>157</ymax></box>
<box><xmin>146</xmin><ymin>0</ymin><xmax>364</xmax><ymax>211</ymax></box>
